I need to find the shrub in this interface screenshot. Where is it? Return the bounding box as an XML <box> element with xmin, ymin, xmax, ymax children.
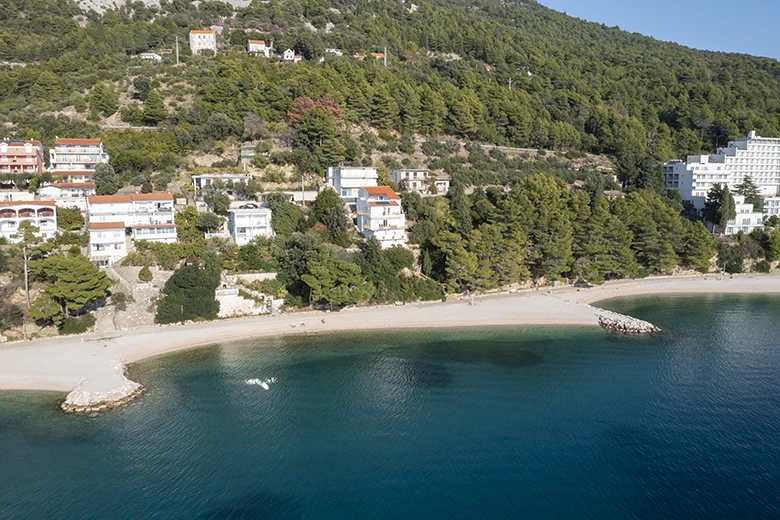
<box><xmin>0</xmin><ymin>303</ymin><xmax>24</xmax><ymax>331</ymax></box>
<box><xmin>112</xmin><ymin>291</ymin><xmax>128</xmax><ymax>311</ymax></box>
<box><xmin>60</xmin><ymin>313</ymin><xmax>96</xmax><ymax>335</ymax></box>
<box><xmin>754</xmin><ymin>260</ymin><xmax>771</xmax><ymax>273</ymax></box>
<box><xmin>139</xmin><ymin>265</ymin><xmax>153</xmax><ymax>282</ymax></box>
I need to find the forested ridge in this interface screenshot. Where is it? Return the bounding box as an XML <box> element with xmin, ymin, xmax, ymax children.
<box><xmin>1</xmin><ymin>0</ymin><xmax>780</xmax><ymax>170</ymax></box>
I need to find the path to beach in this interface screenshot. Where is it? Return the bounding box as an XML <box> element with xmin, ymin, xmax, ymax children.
<box><xmin>2</xmin><ymin>273</ymin><xmax>780</xmax><ymax>407</ymax></box>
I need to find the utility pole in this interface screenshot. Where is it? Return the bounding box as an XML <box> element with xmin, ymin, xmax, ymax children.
<box><xmin>508</xmin><ymin>78</ymin><xmax>512</xmax><ymax>90</ymax></box>
<box><xmin>301</xmin><ymin>172</ymin><xmax>305</xmax><ymax>205</ymax></box>
<box><xmin>175</xmin><ymin>36</ymin><xmax>179</xmax><ymax>65</ymax></box>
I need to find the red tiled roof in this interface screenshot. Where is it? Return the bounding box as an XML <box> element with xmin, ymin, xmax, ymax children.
<box><xmin>190</xmin><ymin>30</ymin><xmax>214</xmax><ymax>34</ymax></box>
<box><xmin>362</xmin><ymin>186</ymin><xmax>401</xmax><ymax>199</ymax></box>
<box><xmin>0</xmin><ymin>200</ymin><xmax>56</xmax><ymax>207</ymax></box>
<box><xmin>88</xmin><ymin>195</ymin><xmax>132</xmax><ymax>204</ymax></box>
<box><xmin>89</xmin><ymin>222</ymin><xmax>125</xmax><ymax>230</ymax></box>
<box><xmin>0</xmin><ymin>139</ymin><xmax>42</xmax><ymax>147</ymax></box>
<box><xmin>248</xmin><ymin>40</ymin><xmax>265</xmax><ymax>45</ymax></box>
<box><xmin>131</xmin><ymin>193</ymin><xmax>173</xmax><ymax>201</ymax></box>
<box><xmin>54</xmin><ymin>138</ymin><xmax>102</xmax><ymax>146</ymax></box>
<box><xmin>368</xmin><ymin>201</ymin><xmax>400</xmax><ymax>207</ymax></box>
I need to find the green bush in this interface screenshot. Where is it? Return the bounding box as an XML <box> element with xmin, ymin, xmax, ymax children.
<box><xmin>112</xmin><ymin>291</ymin><xmax>128</xmax><ymax>311</ymax></box>
<box><xmin>754</xmin><ymin>260</ymin><xmax>771</xmax><ymax>273</ymax></box>
<box><xmin>138</xmin><ymin>265</ymin><xmax>153</xmax><ymax>282</ymax></box>
<box><xmin>60</xmin><ymin>313</ymin><xmax>96</xmax><ymax>335</ymax></box>
<box><xmin>0</xmin><ymin>303</ymin><xmax>24</xmax><ymax>331</ymax></box>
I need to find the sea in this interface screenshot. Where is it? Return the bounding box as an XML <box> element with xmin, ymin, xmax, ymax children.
<box><xmin>1</xmin><ymin>294</ymin><xmax>780</xmax><ymax>519</ymax></box>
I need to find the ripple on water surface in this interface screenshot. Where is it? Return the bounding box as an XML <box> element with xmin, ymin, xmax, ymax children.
<box><xmin>1</xmin><ymin>298</ymin><xmax>780</xmax><ymax>518</ymax></box>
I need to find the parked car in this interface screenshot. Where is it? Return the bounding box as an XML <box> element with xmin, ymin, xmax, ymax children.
<box><xmin>239</xmin><ymin>203</ymin><xmax>259</xmax><ymax>209</ymax></box>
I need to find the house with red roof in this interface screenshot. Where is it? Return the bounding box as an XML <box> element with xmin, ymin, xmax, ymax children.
<box><xmin>48</xmin><ymin>137</ymin><xmax>110</xmax><ymax>181</ymax></box>
<box><xmin>356</xmin><ymin>186</ymin><xmax>407</xmax><ymax>248</ymax></box>
<box><xmin>0</xmin><ymin>139</ymin><xmax>44</xmax><ymax>174</ymax></box>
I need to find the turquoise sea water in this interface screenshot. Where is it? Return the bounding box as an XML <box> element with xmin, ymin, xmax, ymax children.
<box><xmin>2</xmin><ymin>294</ymin><xmax>780</xmax><ymax>518</ymax></box>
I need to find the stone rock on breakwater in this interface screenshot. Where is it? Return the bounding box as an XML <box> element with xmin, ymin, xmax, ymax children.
<box><xmin>597</xmin><ymin>313</ymin><xmax>662</xmax><ymax>334</ymax></box>
<box><xmin>61</xmin><ymin>360</ymin><xmax>144</xmax><ymax>413</ymax></box>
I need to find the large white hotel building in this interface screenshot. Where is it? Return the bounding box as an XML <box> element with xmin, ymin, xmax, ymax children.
<box><xmin>664</xmin><ymin>131</ymin><xmax>780</xmax><ymax>216</ymax></box>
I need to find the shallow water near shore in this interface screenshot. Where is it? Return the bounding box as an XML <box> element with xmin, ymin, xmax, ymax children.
<box><xmin>2</xmin><ymin>294</ymin><xmax>780</xmax><ymax>518</ymax></box>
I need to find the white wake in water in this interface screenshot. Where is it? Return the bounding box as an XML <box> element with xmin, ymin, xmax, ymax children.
<box><xmin>245</xmin><ymin>377</ymin><xmax>277</xmax><ymax>390</ymax></box>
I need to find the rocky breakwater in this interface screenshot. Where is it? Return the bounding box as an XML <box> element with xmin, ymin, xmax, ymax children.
<box><xmin>61</xmin><ymin>359</ymin><xmax>144</xmax><ymax>413</ymax></box>
<box><xmin>597</xmin><ymin>312</ymin><xmax>662</xmax><ymax>334</ymax></box>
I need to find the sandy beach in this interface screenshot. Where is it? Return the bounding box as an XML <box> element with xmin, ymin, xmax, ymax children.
<box><xmin>2</xmin><ymin>272</ymin><xmax>780</xmax><ymax>406</ymax></box>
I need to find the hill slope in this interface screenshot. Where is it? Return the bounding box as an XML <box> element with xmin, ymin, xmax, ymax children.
<box><xmin>0</xmin><ymin>0</ymin><xmax>778</xmax><ymax>186</ymax></box>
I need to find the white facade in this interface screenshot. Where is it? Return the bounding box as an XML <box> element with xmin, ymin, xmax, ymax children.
<box><xmin>324</xmin><ymin>48</ymin><xmax>343</xmax><ymax>57</ymax></box>
<box><xmin>89</xmin><ymin>222</ymin><xmax>127</xmax><ymax>266</ymax></box>
<box><xmin>390</xmin><ymin>169</ymin><xmax>451</xmax><ymax>195</ymax></box>
<box><xmin>722</xmin><ymin>195</ymin><xmax>765</xmax><ymax>235</ymax></box>
<box><xmin>0</xmin><ymin>201</ymin><xmax>58</xmax><ymax>242</ymax></box>
<box><xmin>39</xmin><ymin>182</ymin><xmax>96</xmax><ymax>212</ymax></box>
<box><xmin>664</xmin><ymin>131</ymin><xmax>780</xmax><ymax>211</ymax></box>
<box><xmin>247</xmin><ymin>40</ymin><xmax>271</xmax><ymax>57</ymax></box>
<box><xmin>49</xmin><ymin>138</ymin><xmax>109</xmax><ymax>173</ymax></box>
<box><xmin>228</xmin><ymin>207</ymin><xmax>273</xmax><ymax>246</ymax></box>
<box><xmin>192</xmin><ymin>173</ymin><xmax>252</xmax><ymax>197</ymax></box>
<box><xmin>325</xmin><ymin>166</ymin><xmax>378</xmax><ymax>204</ymax></box>
<box><xmin>87</xmin><ymin>193</ymin><xmax>176</xmax><ymax>243</ymax></box>
<box><xmin>190</xmin><ymin>30</ymin><xmax>216</xmax><ymax>55</ymax></box>
<box><xmin>356</xmin><ymin>186</ymin><xmax>407</xmax><ymax>248</ymax></box>
<box><xmin>139</xmin><ymin>53</ymin><xmax>162</xmax><ymax>62</ymax></box>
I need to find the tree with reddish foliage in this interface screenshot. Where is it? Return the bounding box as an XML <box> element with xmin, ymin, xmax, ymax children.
<box><xmin>288</xmin><ymin>95</ymin><xmax>344</xmax><ymax>126</ymax></box>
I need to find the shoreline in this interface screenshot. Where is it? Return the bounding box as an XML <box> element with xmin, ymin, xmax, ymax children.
<box><xmin>2</xmin><ymin>272</ymin><xmax>780</xmax><ymax>410</ymax></box>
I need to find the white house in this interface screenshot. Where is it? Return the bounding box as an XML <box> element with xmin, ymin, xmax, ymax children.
<box><xmin>721</xmin><ymin>195</ymin><xmax>765</xmax><ymax>235</ymax></box>
<box><xmin>87</xmin><ymin>193</ymin><xmax>176</xmax><ymax>243</ymax></box>
<box><xmin>356</xmin><ymin>186</ymin><xmax>406</xmax><ymax>248</ymax></box>
<box><xmin>324</xmin><ymin>48</ymin><xmax>343</xmax><ymax>57</ymax></box>
<box><xmin>390</xmin><ymin>169</ymin><xmax>451</xmax><ymax>195</ymax></box>
<box><xmin>189</xmin><ymin>30</ymin><xmax>217</xmax><ymax>55</ymax></box>
<box><xmin>139</xmin><ymin>52</ymin><xmax>162</xmax><ymax>62</ymax></box>
<box><xmin>38</xmin><ymin>182</ymin><xmax>96</xmax><ymax>211</ymax></box>
<box><xmin>0</xmin><ymin>200</ymin><xmax>58</xmax><ymax>242</ymax></box>
<box><xmin>282</xmin><ymin>49</ymin><xmax>301</xmax><ymax>62</ymax></box>
<box><xmin>247</xmin><ymin>39</ymin><xmax>271</xmax><ymax>57</ymax></box>
<box><xmin>227</xmin><ymin>207</ymin><xmax>273</xmax><ymax>246</ymax></box>
<box><xmin>664</xmin><ymin>131</ymin><xmax>780</xmax><ymax>213</ymax></box>
<box><xmin>325</xmin><ymin>166</ymin><xmax>378</xmax><ymax>204</ymax></box>
<box><xmin>88</xmin><ymin>222</ymin><xmax>127</xmax><ymax>266</ymax></box>
<box><xmin>191</xmin><ymin>173</ymin><xmax>252</xmax><ymax>197</ymax></box>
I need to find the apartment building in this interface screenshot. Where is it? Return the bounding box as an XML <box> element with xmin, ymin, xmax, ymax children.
<box><xmin>190</xmin><ymin>30</ymin><xmax>217</xmax><ymax>55</ymax></box>
<box><xmin>38</xmin><ymin>182</ymin><xmax>96</xmax><ymax>211</ymax></box>
<box><xmin>192</xmin><ymin>173</ymin><xmax>252</xmax><ymax>197</ymax></box>
<box><xmin>664</xmin><ymin>131</ymin><xmax>780</xmax><ymax>211</ymax></box>
<box><xmin>0</xmin><ymin>201</ymin><xmax>58</xmax><ymax>241</ymax></box>
<box><xmin>356</xmin><ymin>186</ymin><xmax>406</xmax><ymax>248</ymax></box>
<box><xmin>87</xmin><ymin>193</ymin><xmax>176</xmax><ymax>243</ymax></box>
<box><xmin>227</xmin><ymin>207</ymin><xmax>273</xmax><ymax>246</ymax></box>
<box><xmin>49</xmin><ymin>137</ymin><xmax>109</xmax><ymax>183</ymax></box>
<box><xmin>390</xmin><ymin>169</ymin><xmax>451</xmax><ymax>195</ymax></box>
<box><xmin>0</xmin><ymin>139</ymin><xmax>45</xmax><ymax>174</ymax></box>
<box><xmin>88</xmin><ymin>222</ymin><xmax>127</xmax><ymax>266</ymax></box>
<box><xmin>721</xmin><ymin>195</ymin><xmax>765</xmax><ymax>235</ymax></box>
<box><xmin>325</xmin><ymin>166</ymin><xmax>378</xmax><ymax>205</ymax></box>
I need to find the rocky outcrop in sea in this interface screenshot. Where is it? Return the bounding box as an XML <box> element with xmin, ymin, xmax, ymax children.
<box><xmin>61</xmin><ymin>360</ymin><xmax>144</xmax><ymax>413</ymax></box>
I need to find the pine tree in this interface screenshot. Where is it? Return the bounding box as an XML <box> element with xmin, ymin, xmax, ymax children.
<box><xmin>719</xmin><ymin>186</ymin><xmax>737</xmax><ymax>232</ymax></box>
<box><xmin>682</xmin><ymin>220</ymin><xmax>716</xmax><ymax>272</ymax></box>
<box><xmin>41</xmin><ymin>254</ymin><xmax>113</xmax><ymax>317</ymax></box>
<box><xmin>142</xmin><ymin>89</ymin><xmax>168</xmax><ymax>125</ymax></box>
<box><xmin>735</xmin><ymin>176</ymin><xmax>764</xmax><ymax>212</ymax></box>
<box><xmin>370</xmin><ymin>85</ymin><xmax>398</xmax><ymax>130</ymax></box>
<box><xmin>301</xmin><ymin>249</ymin><xmax>374</xmax><ymax>307</ymax></box>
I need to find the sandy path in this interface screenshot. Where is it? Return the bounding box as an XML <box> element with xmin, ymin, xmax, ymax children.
<box><xmin>1</xmin><ymin>272</ymin><xmax>779</xmax><ymax>399</ymax></box>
